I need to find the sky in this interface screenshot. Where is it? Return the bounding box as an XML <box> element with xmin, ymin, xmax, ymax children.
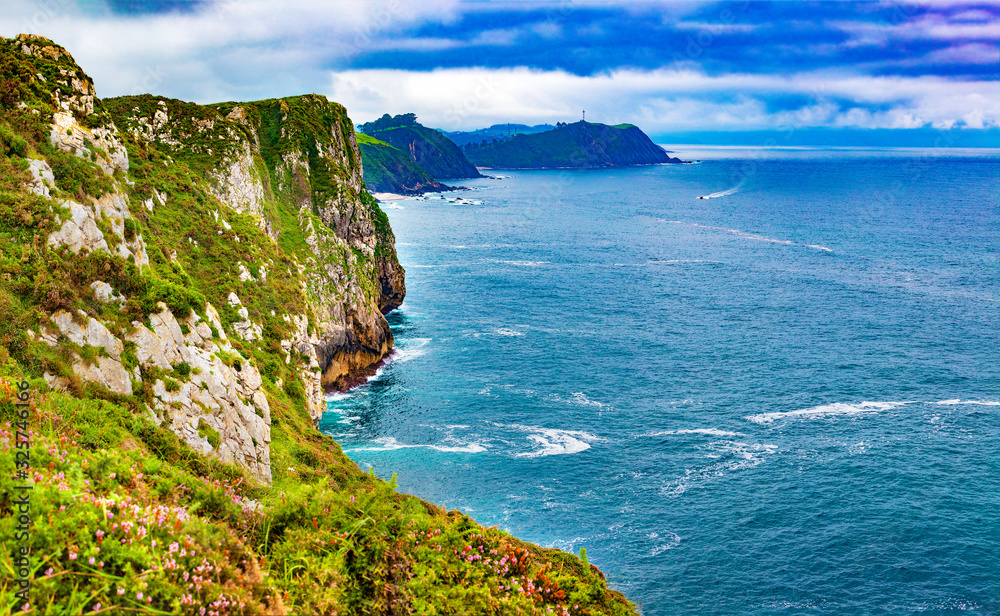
<box><xmin>2</xmin><ymin>0</ymin><xmax>999</xmax><ymax>142</ymax></box>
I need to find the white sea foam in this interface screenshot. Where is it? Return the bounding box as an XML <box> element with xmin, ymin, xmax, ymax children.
<box><xmin>325</xmin><ymin>392</ymin><xmax>352</xmax><ymax>403</ymax></box>
<box><xmin>641</xmin><ymin>428</ymin><xmax>746</xmax><ymax>438</ymax></box>
<box><xmin>506</xmin><ymin>424</ymin><xmax>601</xmax><ymax>458</ymax></box>
<box><xmin>935</xmin><ymin>399</ymin><xmax>1000</xmax><ymax>406</ymax></box>
<box><xmin>570</xmin><ymin>392</ymin><xmax>610</xmax><ymax>409</ymax></box>
<box><xmin>663</xmin><ymin>220</ymin><xmax>839</xmax><ymax>251</ymax></box>
<box><xmin>661</xmin><ymin>441</ymin><xmax>777</xmax><ymax>497</ymax></box>
<box><xmin>483</xmin><ymin>259</ymin><xmax>550</xmax><ymax>267</ymax></box>
<box><xmin>497</xmin><ymin>384</ymin><xmax>537</xmax><ymax>397</ymax></box>
<box><xmin>347</xmin><ymin>436</ymin><xmax>487</xmax><ymax>454</ymax></box>
<box><xmin>391</xmin><ymin>338</ymin><xmax>431</xmax><ymax>363</ymax></box>
<box><xmin>687</xmin><ymin>222</ymin><xmax>793</xmax><ymax>246</ymax></box>
<box><xmin>495</xmin><ymin>328</ymin><xmax>524</xmax><ymax>337</ymax></box>
<box><xmin>366</xmin><ymin>365</ymin><xmax>386</xmax><ymax>382</ymax></box>
<box><xmin>746</xmin><ymin>401</ymin><xmax>909</xmax><ymax>424</ymax></box>
<box><xmin>612</xmin><ymin>259</ymin><xmax>725</xmax><ymax>267</ymax></box>
<box><xmin>650</xmin><ymin>531</ymin><xmax>682</xmax><ymax>556</ymax></box>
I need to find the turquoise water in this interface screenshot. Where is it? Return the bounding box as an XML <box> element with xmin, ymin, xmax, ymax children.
<box><xmin>320</xmin><ymin>147</ymin><xmax>1000</xmax><ymax>615</ymax></box>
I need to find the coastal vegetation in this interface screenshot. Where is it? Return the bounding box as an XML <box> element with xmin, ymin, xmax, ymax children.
<box><xmin>355</xmin><ymin>133</ymin><xmax>449</xmax><ymax>195</ymax></box>
<box><xmin>463</xmin><ymin>121</ymin><xmax>682</xmax><ymax>169</ymax></box>
<box><xmin>0</xmin><ymin>34</ymin><xmax>636</xmax><ymax>615</ymax></box>
<box><xmin>358</xmin><ymin>113</ymin><xmax>482</xmax><ymax>180</ymax></box>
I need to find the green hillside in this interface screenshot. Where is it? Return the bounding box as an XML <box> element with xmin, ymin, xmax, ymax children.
<box><xmin>356</xmin><ymin>133</ymin><xmax>448</xmax><ymax>195</ymax></box>
<box><xmin>464</xmin><ymin>121</ymin><xmax>683</xmax><ymax>169</ymax></box>
<box><xmin>359</xmin><ymin>113</ymin><xmax>482</xmax><ymax>180</ymax></box>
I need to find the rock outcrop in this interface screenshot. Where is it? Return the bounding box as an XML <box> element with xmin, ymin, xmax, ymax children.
<box><xmin>1</xmin><ymin>34</ymin><xmax>405</xmax><ymax>482</ymax></box>
<box><xmin>129</xmin><ymin>304</ymin><xmax>272</xmax><ymax>481</ymax></box>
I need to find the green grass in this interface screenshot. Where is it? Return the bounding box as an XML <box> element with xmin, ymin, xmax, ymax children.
<box><xmin>0</xmin><ymin>381</ymin><xmax>636</xmax><ymax>615</ymax></box>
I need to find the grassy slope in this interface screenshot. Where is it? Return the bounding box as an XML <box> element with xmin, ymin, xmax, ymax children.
<box><xmin>464</xmin><ymin>121</ymin><xmax>679</xmax><ymax>169</ymax></box>
<box><xmin>0</xmin><ymin>37</ymin><xmax>637</xmax><ymax>615</ymax></box>
<box><xmin>359</xmin><ymin>115</ymin><xmax>482</xmax><ymax>180</ymax></box>
<box><xmin>355</xmin><ymin>134</ymin><xmax>446</xmax><ymax>195</ymax></box>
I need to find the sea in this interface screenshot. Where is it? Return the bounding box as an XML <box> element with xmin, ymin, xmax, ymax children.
<box><xmin>319</xmin><ymin>146</ymin><xmax>1000</xmax><ymax>615</ymax></box>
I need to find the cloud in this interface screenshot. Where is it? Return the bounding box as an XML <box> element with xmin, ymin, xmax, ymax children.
<box><xmin>1</xmin><ymin>0</ymin><xmax>464</xmax><ymax>100</ymax></box>
<box><xmin>1</xmin><ymin>0</ymin><xmax>995</xmax><ymax>135</ymax></box>
<box><xmin>924</xmin><ymin>42</ymin><xmax>999</xmax><ymax>63</ymax></box>
<box><xmin>329</xmin><ymin>66</ymin><xmax>1000</xmax><ymax>133</ymax></box>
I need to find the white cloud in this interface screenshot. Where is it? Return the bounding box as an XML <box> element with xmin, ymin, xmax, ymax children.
<box><xmin>329</xmin><ymin>66</ymin><xmax>1000</xmax><ymax>133</ymax></box>
<box><xmin>0</xmin><ymin>0</ymin><xmax>464</xmax><ymax>101</ymax></box>
<box><xmin>925</xmin><ymin>42</ymin><xmax>999</xmax><ymax>63</ymax></box>
<box><xmin>1</xmin><ymin>0</ymin><xmax>995</xmax><ymax>135</ymax></box>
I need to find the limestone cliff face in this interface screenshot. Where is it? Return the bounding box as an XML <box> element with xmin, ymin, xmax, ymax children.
<box><xmin>1</xmin><ymin>35</ymin><xmax>405</xmax><ymax>483</ymax></box>
<box><xmin>105</xmin><ymin>94</ymin><xmax>406</xmax><ymax>413</ymax></box>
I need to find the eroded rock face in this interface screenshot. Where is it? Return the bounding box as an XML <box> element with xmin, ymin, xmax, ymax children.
<box><xmin>50</xmin><ymin>111</ymin><xmax>129</xmax><ymax>176</ymax></box>
<box><xmin>127</xmin><ymin>303</ymin><xmax>272</xmax><ymax>482</ymax></box>
<box><xmin>26</xmin><ymin>159</ymin><xmax>55</xmax><ymax>197</ymax></box>
<box><xmin>44</xmin><ymin>303</ymin><xmax>273</xmax><ymax>482</ymax></box>
<box><xmin>208</xmin><ymin>141</ymin><xmax>267</xmax><ymax>222</ymax></box>
<box><xmin>47</xmin><ymin>191</ymin><xmax>149</xmax><ymax>268</ymax></box>
<box><xmin>48</xmin><ymin>310</ymin><xmax>133</xmax><ymax>396</ymax></box>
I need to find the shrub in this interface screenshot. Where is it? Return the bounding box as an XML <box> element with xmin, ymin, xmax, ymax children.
<box><xmin>123</xmin><ymin>216</ymin><xmax>137</xmax><ymax>240</ymax></box>
<box><xmin>197</xmin><ymin>418</ymin><xmax>221</xmax><ymax>449</ymax></box>
<box><xmin>48</xmin><ymin>149</ymin><xmax>113</xmax><ymax>197</ymax></box>
<box><xmin>0</xmin><ymin>123</ymin><xmax>28</xmax><ymax>157</ymax></box>
<box><xmin>283</xmin><ymin>378</ymin><xmax>305</xmax><ymax>401</ymax></box>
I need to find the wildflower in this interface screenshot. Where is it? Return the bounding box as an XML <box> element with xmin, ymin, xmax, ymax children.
<box><xmin>88</xmin><ymin>557</ymin><xmax>95</xmax><ymax>565</ymax></box>
<box><xmin>117</xmin><ymin>588</ymin><xmax>125</xmax><ymax>596</ymax></box>
<box><xmin>137</xmin><ymin>592</ymin><xmax>143</xmax><ymax>600</ymax></box>
<box><xmin>92</xmin><ymin>603</ymin><xmax>101</xmax><ymax>611</ymax></box>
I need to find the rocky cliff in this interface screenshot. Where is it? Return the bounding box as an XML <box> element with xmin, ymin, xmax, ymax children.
<box><xmin>0</xmin><ymin>34</ymin><xmax>404</xmax><ymax>483</ymax></box>
<box><xmin>464</xmin><ymin>120</ymin><xmax>683</xmax><ymax>168</ymax></box>
<box><xmin>356</xmin><ymin>132</ymin><xmax>449</xmax><ymax>195</ymax></box>
<box><xmin>359</xmin><ymin>112</ymin><xmax>482</xmax><ymax>180</ymax></box>
<box><xmin>0</xmin><ymin>35</ymin><xmax>638</xmax><ymax>615</ymax></box>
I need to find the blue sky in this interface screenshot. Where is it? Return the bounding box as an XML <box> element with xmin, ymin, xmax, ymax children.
<box><xmin>3</xmin><ymin>1</ymin><xmax>998</xmax><ymax>140</ymax></box>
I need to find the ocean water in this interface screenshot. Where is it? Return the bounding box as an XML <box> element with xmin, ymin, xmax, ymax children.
<box><xmin>319</xmin><ymin>146</ymin><xmax>1000</xmax><ymax>615</ymax></box>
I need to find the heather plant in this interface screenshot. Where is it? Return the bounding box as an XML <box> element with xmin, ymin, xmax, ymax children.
<box><xmin>0</xmin><ymin>381</ymin><xmax>635</xmax><ymax>615</ymax></box>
